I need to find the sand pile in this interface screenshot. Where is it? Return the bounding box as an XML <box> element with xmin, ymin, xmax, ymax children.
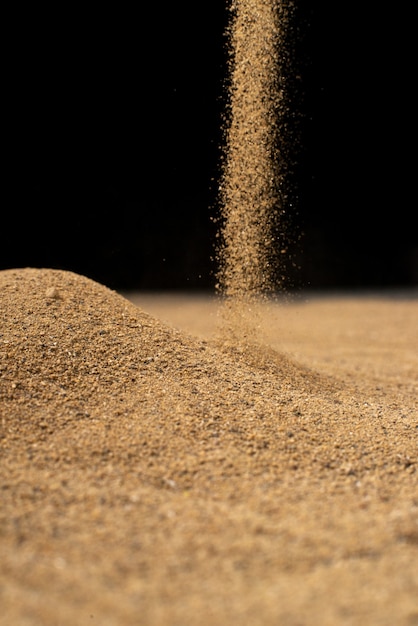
<box><xmin>1</xmin><ymin>267</ymin><xmax>417</xmax><ymax>626</ymax></box>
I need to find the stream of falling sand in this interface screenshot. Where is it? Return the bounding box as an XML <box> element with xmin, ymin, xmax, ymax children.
<box><xmin>216</xmin><ymin>0</ymin><xmax>295</xmax><ymax>344</ymax></box>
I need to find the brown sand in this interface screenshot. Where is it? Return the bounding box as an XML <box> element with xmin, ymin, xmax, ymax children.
<box><xmin>215</xmin><ymin>0</ymin><xmax>298</xmax><ymax>345</ymax></box>
<box><xmin>1</xmin><ymin>268</ymin><xmax>417</xmax><ymax>626</ymax></box>
<box><xmin>216</xmin><ymin>0</ymin><xmax>286</xmax><ymax>300</ymax></box>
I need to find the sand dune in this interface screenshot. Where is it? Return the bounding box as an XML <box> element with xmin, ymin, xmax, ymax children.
<box><xmin>1</xmin><ymin>268</ymin><xmax>417</xmax><ymax>625</ymax></box>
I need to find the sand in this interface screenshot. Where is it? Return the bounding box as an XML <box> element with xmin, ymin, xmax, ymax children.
<box><xmin>1</xmin><ymin>267</ymin><xmax>417</xmax><ymax>626</ymax></box>
<box><xmin>216</xmin><ymin>0</ymin><xmax>287</xmax><ymax>299</ymax></box>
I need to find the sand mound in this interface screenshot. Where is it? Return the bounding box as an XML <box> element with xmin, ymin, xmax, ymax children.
<box><xmin>1</xmin><ymin>267</ymin><xmax>307</xmax><ymax>429</ymax></box>
<box><xmin>0</xmin><ymin>267</ymin><xmax>210</xmax><ymax>429</ymax></box>
<box><xmin>0</xmin><ymin>267</ymin><xmax>323</xmax><ymax>445</ymax></box>
<box><xmin>1</xmin><ymin>268</ymin><xmax>417</xmax><ymax>626</ymax></box>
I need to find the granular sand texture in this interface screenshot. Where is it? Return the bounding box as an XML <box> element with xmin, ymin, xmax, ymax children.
<box><xmin>1</xmin><ymin>267</ymin><xmax>417</xmax><ymax>626</ymax></box>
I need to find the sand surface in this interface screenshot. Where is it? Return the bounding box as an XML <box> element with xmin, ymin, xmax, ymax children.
<box><xmin>1</xmin><ymin>268</ymin><xmax>417</xmax><ymax>626</ymax></box>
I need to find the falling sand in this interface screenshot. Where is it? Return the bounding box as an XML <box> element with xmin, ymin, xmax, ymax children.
<box><xmin>215</xmin><ymin>0</ymin><xmax>295</xmax><ymax>342</ymax></box>
<box><xmin>1</xmin><ymin>0</ymin><xmax>418</xmax><ymax>624</ymax></box>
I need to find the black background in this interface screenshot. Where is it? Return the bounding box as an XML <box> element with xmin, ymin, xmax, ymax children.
<box><xmin>3</xmin><ymin>3</ymin><xmax>416</xmax><ymax>291</ymax></box>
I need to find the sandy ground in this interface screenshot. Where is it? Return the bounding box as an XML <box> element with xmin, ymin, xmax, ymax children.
<box><xmin>1</xmin><ymin>269</ymin><xmax>417</xmax><ymax>626</ymax></box>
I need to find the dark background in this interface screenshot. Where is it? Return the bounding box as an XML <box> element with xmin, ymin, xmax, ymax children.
<box><xmin>3</xmin><ymin>3</ymin><xmax>416</xmax><ymax>292</ymax></box>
